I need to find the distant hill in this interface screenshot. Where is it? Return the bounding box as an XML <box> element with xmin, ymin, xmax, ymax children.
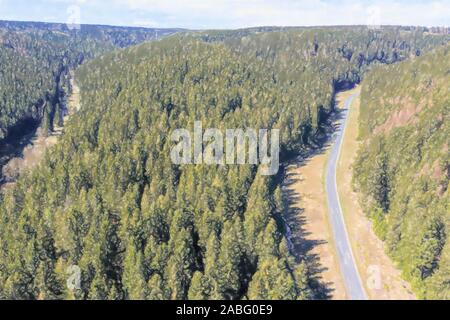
<box><xmin>0</xmin><ymin>20</ymin><xmax>180</xmax><ymax>145</ymax></box>
<box><xmin>0</xmin><ymin>20</ymin><xmax>182</xmax><ymax>47</ymax></box>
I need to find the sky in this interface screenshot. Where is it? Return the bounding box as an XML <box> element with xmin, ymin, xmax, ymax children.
<box><xmin>0</xmin><ymin>0</ymin><xmax>449</xmax><ymax>29</ymax></box>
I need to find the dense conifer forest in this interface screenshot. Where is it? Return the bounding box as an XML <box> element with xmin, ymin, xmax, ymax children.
<box><xmin>354</xmin><ymin>45</ymin><xmax>450</xmax><ymax>299</ymax></box>
<box><xmin>0</xmin><ymin>24</ymin><xmax>448</xmax><ymax>299</ymax></box>
<box><xmin>0</xmin><ymin>21</ymin><xmax>178</xmax><ymax>143</ymax></box>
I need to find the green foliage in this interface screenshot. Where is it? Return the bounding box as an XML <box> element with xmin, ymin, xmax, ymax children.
<box><xmin>354</xmin><ymin>45</ymin><xmax>450</xmax><ymax>299</ymax></box>
<box><xmin>0</xmin><ymin>21</ymin><xmax>178</xmax><ymax>144</ymax></box>
<box><xmin>0</xmin><ymin>26</ymin><xmax>448</xmax><ymax>300</ymax></box>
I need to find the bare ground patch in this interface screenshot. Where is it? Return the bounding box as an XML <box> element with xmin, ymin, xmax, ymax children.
<box><xmin>1</xmin><ymin>128</ymin><xmax>59</xmax><ymax>187</ymax></box>
<box><xmin>373</xmin><ymin>97</ymin><xmax>425</xmax><ymax>135</ymax></box>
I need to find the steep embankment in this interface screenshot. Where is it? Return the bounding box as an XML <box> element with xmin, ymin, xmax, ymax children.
<box><xmin>354</xmin><ymin>45</ymin><xmax>450</xmax><ymax>299</ymax></box>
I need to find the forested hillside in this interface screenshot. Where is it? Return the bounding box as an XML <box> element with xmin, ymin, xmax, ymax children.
<box><xmin>0</xmin><ymin>21</ymin><xmax>178</xmax><ymax>143</ymax></box>
<box><xmin>198</xmin><ymin>27</ymin><xmax>450</xmax><ymax>151</ymax></box>
<box><xmin>0</xmin><ymin>28</ymin><xmax>448</xmax><ymax>300</ymax></box>
<box><xmin>354</xmin><ymin>45</ymin><xmax>450</xmax><ymax>299</ymax></box>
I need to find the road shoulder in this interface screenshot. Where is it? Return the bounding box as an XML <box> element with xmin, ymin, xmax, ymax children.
<box><xmin>283</xmin><ymin>98</ymin><xmax>353</xmax><ymax>300</ymax></box>
<box><xmin>336</xmin><ymin>87</ymin><xmax>416</xmax><ymax>300</ymax></box>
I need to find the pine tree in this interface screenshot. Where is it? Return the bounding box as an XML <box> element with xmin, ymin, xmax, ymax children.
<box><xmin>370</xmin><ymin>152</ymin><xmax>391</xmax><ymax>212</ymax></box>
<box><xmin>42</xmin><ymin>103</ymin><xmax>53</xmax><ymax>135</ymax></box>
<box><xmin>166</xmin><ymin>228</ymin><xmax>195</xmax><ymax>300</ymax></box>
<box><xmin>147</xmin><ymin>274</ymin><xmax>167</xmax><ymax>300</ymax></box>
<box><xmin>54</xmin><ymin>103</ymin><xmax>64</xmax><ymax>128</ymax></box>
<box><xmin>216</xmin><ymin>218</ymin><xmax>244</xmax><ymax>299</ymax></box>
<box><xmin>187</xmin><ymin>271</ymin><xmax>212</xmax><ymax>300</ymax></box>
<box><xmin>122</xmin><ymin>242</ymin><xmax>148</xmax><ymax>300</ymax></box>
<box><xmin>416</xmin><ymin>218</ymin><xmax>446</xmax><ymax>280</ymax></box>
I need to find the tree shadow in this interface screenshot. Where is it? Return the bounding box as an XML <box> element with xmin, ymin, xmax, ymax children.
<box><xmin>281</xmin><ymin>107</ymin><xmax>348</xmax><ymax>300</ymax></box>
<box><xmin>0</xmin><ymin>118</ymin><xmax>40</xmax><ymax>186</ymax></box>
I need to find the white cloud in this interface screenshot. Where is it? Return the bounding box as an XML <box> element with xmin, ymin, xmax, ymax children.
<box><xmin>117</xmin><ymin>0</ymin><xmax>450</xmax><ymax>28</ymax></box>
<box><xmin>1</xmin><ymin>0</ymin><xmax>448</xmax><ymax>28</ymax></box>
<box><xmin>132</xmin><ymin>19</ymin><xmax>159</xmax><ymax>27</ymax></box>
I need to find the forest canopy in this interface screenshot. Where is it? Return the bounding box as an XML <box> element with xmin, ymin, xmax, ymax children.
<box><xmin>354</xmin><ymin>45</ymin><xmax>450</xmax><ymax>299</ymax></box>
<box><xmin>0</xmin><ymin>21</ymin><xmax>178</xmax><ymax>143</ymax></box>
<box><xmin>0</xmin><ymin>25</ymin><xmax>449</xmax><ymax>299</ymax></box>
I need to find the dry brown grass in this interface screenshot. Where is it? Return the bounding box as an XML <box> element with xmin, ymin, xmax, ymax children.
<box><xmin>284</xmin><ymin>148</ymin><xmax>348</xmax><ymax>299</ymax></box>
<box><xmin>336</xmin><ymin>87</ymin><xmax>416</xmax><ymax>300</ymax></box>
<box><xmin>284</xmin><ymin>86</ymin><xmax>416</xmax><ymax>300</ymax></box>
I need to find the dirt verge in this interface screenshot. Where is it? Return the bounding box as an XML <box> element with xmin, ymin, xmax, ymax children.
<box><xmin>336</xmin><ymin>87</ymin><xmax>416</xmax><ymax>300</ymax></box>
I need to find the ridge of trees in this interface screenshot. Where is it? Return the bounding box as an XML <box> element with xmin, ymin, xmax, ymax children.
<box><xmin>0</xmin><ymin>21</ymin><xmax>179</xmax><ymax>144</ymax></box>
<box><xmin>354</xmin><ymin>45</ymin><xmax>450</xmax><ymax>299</ymax></box>
<box><xmin>0</xmin><ymin>27</ymin><xmax>448</xmax><ymax>299</ymax></box>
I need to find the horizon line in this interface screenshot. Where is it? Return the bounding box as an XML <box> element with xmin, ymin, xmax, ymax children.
<box><xmin>0</xmin><ymin>19</ymin><xmax>449</xmax><ymax>31</ymax></box>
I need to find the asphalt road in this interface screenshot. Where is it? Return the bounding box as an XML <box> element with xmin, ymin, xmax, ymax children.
<box><xmin>325</xmin><ymin>93</ymin><xmax>367</xmax><ymax>300</ymax></box>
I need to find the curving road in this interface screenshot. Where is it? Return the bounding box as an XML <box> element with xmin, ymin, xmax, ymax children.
<box><xmin>325</xmin><ymin>92</ymin><xmax>367</xmax><ymax>300</ymax></box>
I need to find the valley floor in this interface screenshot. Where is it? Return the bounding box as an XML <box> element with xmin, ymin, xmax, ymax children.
<box><xmin>0</xmin><ymin>74</ymin><xmax>80</xmax><ymax>191</ymax></box>
<box><xmin>336</xmin><ymin>87</ymin><xmax>415</xmax><ymax>300</ymax></box>
<box><xmin>284</xmin><ymin>87</ymin><xmax>416</xmax><ymax>300</ymax></box>
<box><xmin>283</xmin><ymin>143</ymin><xmax>348</xmax><ymax>299</ymax></box>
